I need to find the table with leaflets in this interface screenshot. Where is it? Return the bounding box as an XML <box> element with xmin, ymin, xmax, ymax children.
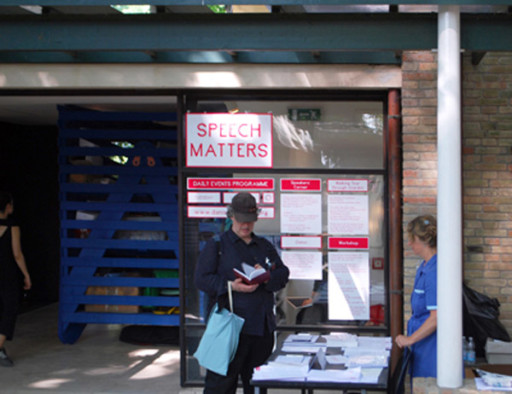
<box><xmin>251</xmin><ymin>332</ymin><xmax>390</xmax><ymax>394</ymax></box>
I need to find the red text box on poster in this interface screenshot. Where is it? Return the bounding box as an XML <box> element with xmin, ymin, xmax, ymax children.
<box><xmin>281</xmin><ymin>178</ymin><xmax>322</xmax><ymax>192</ymax></box>
<box><xmin>187</xmin><ymin>178</ymin><xmax>275</xmax><ymax>190</ymax></box>
<box><xmin>186</xmin><ymin>113</ymin><xmax>273</xmax><ymax>168</ymax></box>
<box><xmin>328</xmin><ymin>237</ymin><xmax>369</xmax><ymax>250</ymax></box>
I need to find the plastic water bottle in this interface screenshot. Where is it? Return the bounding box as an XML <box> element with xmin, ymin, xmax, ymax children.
<box><xmin>467</xmin><ymin>337</ymin><xmax>476</xmax><ymax>364</ymax></box>
<box><xmin>463</xmin><ymin>337</ymin><xmax>468</xmax><ymax>362</ymax></box>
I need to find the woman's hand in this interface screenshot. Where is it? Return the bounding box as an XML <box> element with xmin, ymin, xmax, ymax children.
<box><xmin>231</xmin><ymin>278</ymin><xmax>258</xmax><ymax>293</ymax></box>
<box><xmin>396</xmin><ymin>310</ymin><xmax>437</xmax><ymax>349</ymax></box>
<box><xmin>395</xmin><ymin>334</ymin><xmax>413</xmax><ymax>348</ymax></box>
<box><xmin>23</xmin><ymin>274</ymin><xmax>32</xmax><ymax>290</ymax></box>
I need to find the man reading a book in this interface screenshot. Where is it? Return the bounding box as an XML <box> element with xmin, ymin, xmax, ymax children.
<box><xmin>195</xmin><ymin>191</ymin><xmax>290</xmax><ymax>394</ymax></box>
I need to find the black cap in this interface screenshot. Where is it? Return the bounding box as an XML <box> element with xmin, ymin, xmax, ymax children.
<box><xmin>230</xmin><ymin>192</ymin><xmax>258</xmax><ymax>222</ymax></box>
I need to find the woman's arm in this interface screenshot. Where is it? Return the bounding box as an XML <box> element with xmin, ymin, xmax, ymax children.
<box><xmin>11</xmin><ymin>226</ymin><xmax>31</xmax><ymax>290</ymax></box>
<box><xmin>395</xmin><ymin>310</ymin><xmax>437</xmax><ymax>348</ymax></box>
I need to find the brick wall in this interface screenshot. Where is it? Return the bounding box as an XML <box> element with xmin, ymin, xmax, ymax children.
<box><xmin>401</xmin><ymin>51</ymin><xmax>439</xmax><ymax>319</ymax></box>
<box><xmin>401</xmin><ymin>51</ymin><xmax>512</xmax><ymax>332</ymax></box>
<box><xmin>462</xmin><ymin>52</ymin><xmax>512</xmax><ymax>330</ymax></box>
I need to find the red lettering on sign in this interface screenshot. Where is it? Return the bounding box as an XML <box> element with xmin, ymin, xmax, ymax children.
<box><xmin>258</xmin><ymin>144</ymin><xmax>269</xmax><ymax>158</ymax></box>
<box><xmin>190</xmin><ymin>143</ymin><xmax>203</xmax><ymax>157</ymax></box>
<box><xmin>205</xmin><ymin>144</ymin><xmax>217</xmax><ymax>157</ymax></box>
<box><xmin>197</xmin><ymin>123</ymin><xmax>207</xmax><ymax>137</ymax></box>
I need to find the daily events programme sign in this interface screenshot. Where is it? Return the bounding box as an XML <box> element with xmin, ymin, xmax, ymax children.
<box><xmin>186</xmin><ymin>113</ymin><xmax>273</xmax><ymax>168</ymax></box>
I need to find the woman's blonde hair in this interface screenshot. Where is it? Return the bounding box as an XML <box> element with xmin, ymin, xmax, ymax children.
<box><xmin>407</xmin><ymin>215</ymin><xmax>437</xmax><ymax>248</ymax></box>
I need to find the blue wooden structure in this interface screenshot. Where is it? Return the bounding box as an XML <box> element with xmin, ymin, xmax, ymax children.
<box><xmin>58</xmin><ymin>106</ymin><xmax>180</xmax><ymax>344</ymax></box>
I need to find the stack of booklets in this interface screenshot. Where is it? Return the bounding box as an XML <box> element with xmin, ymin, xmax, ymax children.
<box><xmin>253</xmin><ymin>333</ymin><xmax>392</xmax><ymax>384</ymax></box>
<box><xmin>281</xmin><ymin>333</ymin><xmax>325</xmax><ymax>353</ymax></box>
<box><xmin>322</xmin><ymin>333</ymin><xmax>358</xmax><ymax>348</ymax></box>
<box><xmin>343</xmin><ymin>336</ymin><xmax>391</xmax><ymax>368</ymax></box>
<box><xmin>252</xmin><ymin>354</ymin><xmax>312</xmax><ymax>381</ymax></box>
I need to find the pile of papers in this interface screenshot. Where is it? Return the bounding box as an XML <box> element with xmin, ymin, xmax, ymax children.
<box><xmin>252</xmin><ymin>333</ymin><xmax>391</xmax><ymax>384</ymax></box>
<box><xmin>475</xmin><ymin>369</ymin><xmax>512</xmax><ymax>391</ymax></box>
<box><xmin>253</xmin><ymin>354</ymin><xmax>312</xmax><ymax>381</ymax></box>
<box><xmin>322</xmin><ymin>332</ymin><xmax>358</xmax><ymax>348</ymax></box>
<box><xmin>281</xmin><ymin>333</ymin><xmax>325</xmax><ymax>353</ymax></box>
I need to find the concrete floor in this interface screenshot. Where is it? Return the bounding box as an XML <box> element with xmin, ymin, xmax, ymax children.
<box><xmin>0</xmin><ymin>303</ymin><xmax>198</xmax><ymax>394</ymax></box>
<box><xmin>0</xmin><ymin>304</ymin><xmax>345</xmax><ymax>394</ymax></box>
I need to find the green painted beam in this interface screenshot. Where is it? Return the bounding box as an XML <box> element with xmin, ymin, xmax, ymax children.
<box><xmin>2</xmin><ymin>13</ymin><xmax>435</xmax><ymax>52</ymax></box>
<box><xmin>1</xmin><ymin>13</ymin><xmax>512</xmax><ymax>53</ymax></box>
<box><xmin>0</xmin><ymin>50</ymin><xmax>401</xmax><ymax>64</ymax></box>
<box><xmin>1</xmin><ymin>0</ymin><xmax>511</xmax><ymax>6</ymax></box>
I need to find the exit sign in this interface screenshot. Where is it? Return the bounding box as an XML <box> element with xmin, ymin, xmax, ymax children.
<box><xmin>288</xmin><ymin>108</ymin><xmax>321</xmax><ymax>121</ymax></box>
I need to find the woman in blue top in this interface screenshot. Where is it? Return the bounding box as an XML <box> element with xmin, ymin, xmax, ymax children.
<box><xmin>395</xmin><ymin>215</ymin><xmax>437</xmax><ymax>378</ymax></box>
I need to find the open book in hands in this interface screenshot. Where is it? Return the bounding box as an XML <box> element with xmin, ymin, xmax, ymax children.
<box><xmin>233</xmin><ymin>262</ymin><xmax>270</xmax><ymax>285</ymax></box>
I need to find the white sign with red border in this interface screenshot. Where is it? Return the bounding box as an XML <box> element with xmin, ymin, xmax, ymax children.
<box><xmin>186</xmin><ymin>113</ymin><xmax>273</xmax><ymax>168</ymax></box>
<box><xmin>261</xmin><ymin>192</ymin><xmax>275</xmax><ymax>204</ymax></box>
<box><xmin>281</xmin><ymin>236</ymin><xmax>322</xmax><ymax>249</ymax></box>
<box><xmin>187</xmin><ymin>205</ymin><xmax>273</xmax><ymax>219</ymax></box>
<box><xmin>327</xmin><ymin>179</ymin><xmax>369</xmax><ymax>193</ymax></box>
<box><xmin>258</xmin><ymin>207</ymin><xmax>275</xmax><ymax>220</ymax></box>
<box><xmin>187</xmin><ymin>192</ymin><xmax>221</xmax><ymax>204</ymax></box>
<box><xmin>223</xmin><ymin>192</ymin><xmax>260</xmax><ymax>204</ymax></box>
<box><xmin>187</xmin><ymin>206</ymin><xmax>227</xmax><ymax>219</ymax></box>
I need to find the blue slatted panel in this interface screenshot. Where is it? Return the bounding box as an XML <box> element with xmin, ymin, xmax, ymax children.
<box><xmin>58</xmin><ymin>105</ymin><xmax>180</xmax><ymax>344</ymax></box>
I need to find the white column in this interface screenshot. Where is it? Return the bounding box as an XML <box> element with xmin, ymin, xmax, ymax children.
<box><xmin>437</xmin><ymin>6</ymin><xmax>463</xmax><ymax>388</ymax></box>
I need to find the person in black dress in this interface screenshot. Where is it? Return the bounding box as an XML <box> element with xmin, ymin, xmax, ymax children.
<box><xmin>0</xmin><ymin>192</ymin><xmax>31</xmax><ymax>367</ymax></box>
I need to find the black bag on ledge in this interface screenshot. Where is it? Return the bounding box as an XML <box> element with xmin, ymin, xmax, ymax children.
<box><xmin>463</xmin><ymin>283</ymin><xmax>511</xmax><ymax>357</ymax></box>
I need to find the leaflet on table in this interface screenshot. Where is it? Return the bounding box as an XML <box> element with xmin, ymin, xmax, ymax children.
<box><xmin>306</xmin><ymin>367</ymin><xmax>362</xmax><ymax>383</ymax></box>
<box><xmin>476</xmin><ymin>369</ymin><xmax>512</xmax><ymax>389</ymax></box>
<box><xmin>325</xmin><ymin>354</ymin><xmax>348</xmax><ymax>365</ymax></box>
<box><xmin>475</xmin><ymin>378</ymin><xmax>512</xmax><ymax>392</ymax></box>
<box><xmin>252</xmin><ymin>365</ymin><xmax>307</xmax><ymax>381</ymax></box>
<box><xmin>343</xmin><ymin>347</ymin><xmax>390</xmax><ymax>359</ymax></box>
<box><xmin>254</xmin><ymin>364</ymin><xmax>371</xmax><ymax>384</ymax></box>
<box><xmin>274</xmin><ymin>354</ymin><xmax>312</xmax><ymax>365</ymax></box>
<box><xmin>253</xmin><ymin>355</ymin><xmax>311</xmax><ymax>381</ymax></box>
<box><xmin>284</xmin><ymin>333</ymin><xmax>320</xmax><ymax>344</ymax></box>
<box><xmin>262</xmin><ymin>358</ymin><xmax>311</xmax><ymax>375</ymax></box>
<box><xmin>345</xmin><ymin>354</ymin><xmax>388</xmax><ymax>368</ymax></box>
<box><xmin>281</xmin><ymin>344</ymin><xmax>326</xmax><ymax>353</ymax></box>
<box><xmin>321</xmin><ymin>333</ymin><xmax>358</xmax><ymax>348</ymax></box>
<box><xmin>254</xmin><ymin>365</ymin><xmax>382</xmax><ymax>384</ymax></box>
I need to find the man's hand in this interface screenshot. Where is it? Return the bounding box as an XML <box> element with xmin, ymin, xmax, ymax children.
<box><xmin>232</xmin><ymin>278</ymin><xmax>258</xmax><ymax>293</ymax></box>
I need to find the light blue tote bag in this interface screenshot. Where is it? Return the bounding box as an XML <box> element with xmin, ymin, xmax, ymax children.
<box><xmin>194</xmin><ymin>282</ymin><xmax>245</xmax><ymax>376</ymax></box>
